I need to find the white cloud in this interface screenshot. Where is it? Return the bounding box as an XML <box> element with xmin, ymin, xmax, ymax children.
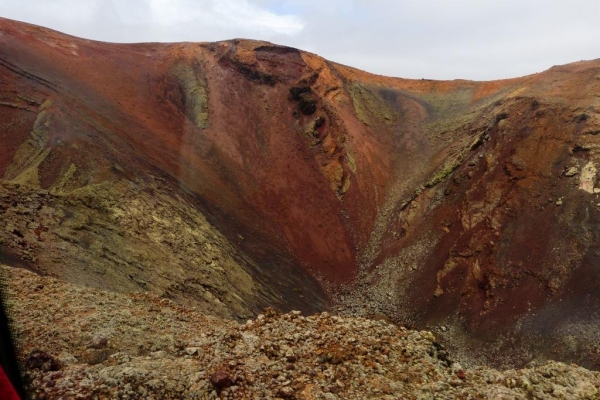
<box><xmin>148</xmin><ymin>0</ymin><xmax>302</xmax><ymax>35</ymax></box>
<box><xmin>1</xmin><ymin>0</ymin><xmax>600</xmax><ymax>80</ymax></box>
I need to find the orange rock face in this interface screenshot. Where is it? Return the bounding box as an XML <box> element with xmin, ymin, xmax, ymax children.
<box><xmin>2</xmin><ymin>17</ymin><xmax>600</xmax><ymax>368</ymax></box>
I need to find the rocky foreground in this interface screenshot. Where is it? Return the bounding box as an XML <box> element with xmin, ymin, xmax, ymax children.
<box><xmin>2</xmin><ymin>265</ymin><xmax>599</xmax><ymax>399</ymax></box>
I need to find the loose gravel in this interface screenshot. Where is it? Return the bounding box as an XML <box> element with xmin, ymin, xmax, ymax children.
<box><xmin>2</xmin><ymin>265</ymin><xmax>599</xmax><ymax>399</ymax></box>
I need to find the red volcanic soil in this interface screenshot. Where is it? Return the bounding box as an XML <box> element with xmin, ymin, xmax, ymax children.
<box><xmin>2</xmin><ymin>17</ymin><xmax>600</xmax><ymax>368</ymax></box>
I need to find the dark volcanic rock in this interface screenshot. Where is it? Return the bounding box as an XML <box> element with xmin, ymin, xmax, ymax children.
<box><xmin>25</xmin><ymin>350</ymin><xmax>61</xmax><ymax>372</ymax></box>
<box><xmin>298</xmin><ymin>92</ymin><xmax>317</xmax><ymax>115</ymax></box>
<box><xmin>209</xmin><ymin>371</ymin><xmax>232</xmax><ymax>390</ymax></box>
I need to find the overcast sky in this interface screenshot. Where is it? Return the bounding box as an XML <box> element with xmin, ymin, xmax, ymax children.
<box><xmin>1</xmin><ymin>0</ymin><xmax>600</xmax><ymax>80</ymax></box>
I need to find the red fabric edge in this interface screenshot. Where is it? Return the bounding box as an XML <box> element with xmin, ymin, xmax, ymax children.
<box><xmin>0</xmin><ymin>365</ymin><xmax>20</xmax><ymax>400</ymax></box>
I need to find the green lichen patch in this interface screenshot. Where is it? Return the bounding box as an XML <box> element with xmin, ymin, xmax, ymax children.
<box><xmin>348</xmin><ymin>84</ymin><xmax>400</xmax><ymax>127</ymax></box>
<box><xmin>3</xmin><ymin>100</ymin><xmax>53</xmax><ymax>186</ymax></box>
<box><xmin>424</xmin><ymin>154</ymin><xmax>464</xmax><ymax>189</ymax></box>
<box><xmin>172</xmin><ymin>63</ymin><xmax>210</xmax><ymax>129</ymax></box>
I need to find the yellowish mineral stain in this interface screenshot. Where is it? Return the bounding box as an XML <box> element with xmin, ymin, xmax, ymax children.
<box><xmin>579</xmin><ymin>161</ymin><xmax>597</xmax><ymax>193</ymax></box>
<box><xmin>4</xmin><ymin>99</ymin><xmax>53</xmax><ymax>187</ymax></box>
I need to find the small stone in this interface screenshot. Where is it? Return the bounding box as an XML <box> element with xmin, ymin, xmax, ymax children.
<box><xmin>81</xmin><ymin>348</ymin><xmax>109</xmax><ymax>365</ymax></box>
<box><xmin>556</xmin><ymin>199</ymin><xmax>563</xmax><ymax>206</ymax></box>
<box><xmin>449</xmin><ymin>379</ymin><xmax>462</xmax><ymax>387</ymax></box>
<box><xmin>594</xmin><ymin>188</ymin><xmax>600</xmax><ymax>194</ymax></box>
<box><xmin>278</xmin><ymin>386</ymin><xmax>294</xmax><ymax>397</ymax></box>
<box><xmin>564</xmin><ymin>166</ymin><xmax>579</xmax><ymax>177</ymax></box>
<box><xmin>456</xmin><ymin>369</ymin><xmax>466</xmax><ymax>380</ymax></box>
<box><xmin>210</xmin><ymin>371</ymin><xmax>232</xmax><ymax>390</ymax></box>
<box><xmin>88</xmin><ymin>335</ymin><xmax>108</xmax><ymax>349</ymax></box>
<box><xmin>25</xmin><ymin>350</ymin><xmax>62</xmax><ymax>372</ymax></box>
<box><xmin>184</xmin><ymin>347</ymin><xmax>200</xmax><ymax>356</ymax></box>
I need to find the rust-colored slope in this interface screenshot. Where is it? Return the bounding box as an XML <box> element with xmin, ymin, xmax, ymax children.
<box><xmin>0</xmin><ymin>18</ymin><xmax>337</xmax><ymax>318</ymax></box>
<box><xmin>339</xmin><ymin>63</ymin><xmax>600</xmax><ymax>368</ymax></box>
<box><xmin>2</xmin><ymin>17</ymin><xmax>600</xmax><ymax>368</ymax></box>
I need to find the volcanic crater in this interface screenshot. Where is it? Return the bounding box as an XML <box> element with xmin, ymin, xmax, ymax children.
<box><xmin>2</xmin><ymin>16</ymin><xmax>600</xmax><ymax>374</ymax></box>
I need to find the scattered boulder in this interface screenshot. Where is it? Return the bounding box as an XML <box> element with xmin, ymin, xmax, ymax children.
<box><xmin>25</xmin><ymin>350</ymin><xmax>62</xmax><ymax>372</ymax></box>
<box><xmin>80</xmin><ymin>348</ymin><xmax>109</xmax><ymax>365</ymax></box>
<box><xmin>87</xmin><ymin>334</ymin><xmax>108</xmax><ymax>349</ymax></box>
<box><xmin>209</xmin><ymin>370</ymin><xmax>232</xmax><ymax>390</ymax></box>
<box><xmin>564</xmin><ymin>166</ymin><xmax>579</xmax><ymax>177</ymax></box>
<box><xmin>184</xmin><ymin>347</ymin><xmax>200</xmax><ymax>356</ymax></box>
